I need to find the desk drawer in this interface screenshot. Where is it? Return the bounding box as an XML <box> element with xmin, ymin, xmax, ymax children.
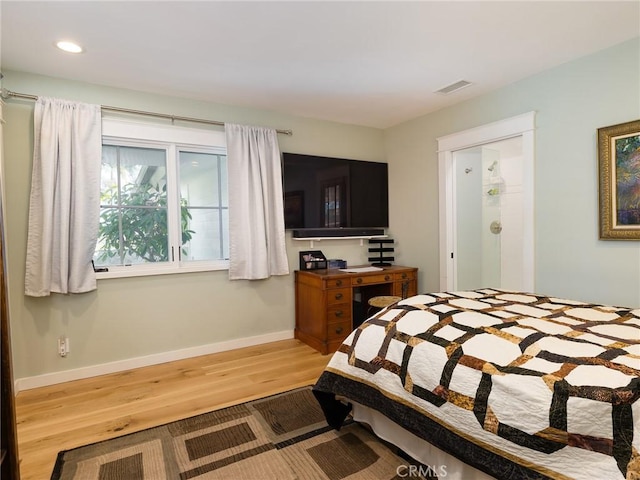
<box><xmin>326</xmin><ymin>278</ymin><xmax>349</xmax><ymax>288</ymax></box>
<box><xmin>327</xmin><ymin>288</ymin><xmax>351</xmax><ymax>305</ymax></box>
<box><xmin>352</xmin><ymin>273</ymin><xmax>393</xmax><ymax>286</ymax></box>
<box><xmin>394</xmin><ymin>271</ymin><xmax>416</xmax><ymax>282</ymax></box>
<box><xmin>327</xmin><ymin>320</ymin><xmax>352</xmax><ymax>340</ymax></box>
<box><xmin>327</xmin><ymin>304</ymin><xmax>351</xmax><ymax>323</ymax></box>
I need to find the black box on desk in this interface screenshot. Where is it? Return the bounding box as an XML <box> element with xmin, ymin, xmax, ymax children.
<box><xmin>328</xmin><ymin>259</ymin><xmax>347</xmax><ymax>269</ymax></box>
<box><xmin>299</xmin><ymin>251</ymin><xmax>327</xmax><ymax>270</ymax></box>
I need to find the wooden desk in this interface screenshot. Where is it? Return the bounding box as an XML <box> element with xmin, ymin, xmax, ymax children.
<box><xmin>294</xmin><ymin>265</ymin><xmax>418</xmax><ymax>354</ymax></box>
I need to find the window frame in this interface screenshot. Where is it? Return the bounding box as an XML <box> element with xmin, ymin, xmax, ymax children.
<box><xmin>96</xmin><ymin>116</ymin><xmax>229</xmax><ymax>279</ymax></box>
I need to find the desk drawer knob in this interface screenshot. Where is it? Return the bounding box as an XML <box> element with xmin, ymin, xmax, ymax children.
<box><xmin>335</xmin><ymin>326</ymin><xmax>344</xmax><ymax>334</ymax></box>
<box><xmin>401</xmin><ymin>273</ymin><xmax>407</xmax><ymax>279</ymax></box>
<box><xmin>384</xmin><ymin>275</ymin><xmax>390</xmax><ymax>281</ymax></box>
<box><xmin>334</xmin><ymin>310</ymin><xmax>343</xmax><ymax>317</ymax></box>
<box><xmin>334</xmin><ymin>293</ymin><xmax>343</xmax><ymax>300</ymax></box>
<box><xmin>356</xmin><ymin>277</ymin><xmax>363</xmax><ymax>284</ymax></box>
<box><xmin>336</xmin><ymin>280</ymin><xmax>343</xmax><ymax>286</ymax></box>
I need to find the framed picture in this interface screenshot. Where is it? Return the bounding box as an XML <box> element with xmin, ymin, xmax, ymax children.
<box><xmin>598</xmin><ymin>119</ymin><xmax>640</xmax><ymax>240</ymax></box>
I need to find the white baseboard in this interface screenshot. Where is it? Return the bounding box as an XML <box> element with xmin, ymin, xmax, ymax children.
<box><xmin>15</xmin><ymin>330</ymin><xmax>294</xmax><ymax>392</ymax></box>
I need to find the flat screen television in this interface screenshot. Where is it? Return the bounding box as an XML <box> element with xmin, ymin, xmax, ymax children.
<box><xmin>282</xmin><ymin>152</ymin><xmax>389</xmax><ymax>238</ymax></box>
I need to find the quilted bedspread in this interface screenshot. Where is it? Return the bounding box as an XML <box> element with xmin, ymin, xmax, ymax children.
<box><xmin>313</xmin><ymin>289</ymin><xmax>640</xmax><ymax>480</ymax></box>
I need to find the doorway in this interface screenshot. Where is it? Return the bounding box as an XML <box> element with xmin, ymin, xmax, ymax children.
<box><xmin>438</xmin><ymin>112</ymin><xmax>535</xmax><ymax>292</ymax></box>
<box><xmin>454</xmin><ymin>137</ymin><xmax>524</xmax><ymax>290</ymax></box>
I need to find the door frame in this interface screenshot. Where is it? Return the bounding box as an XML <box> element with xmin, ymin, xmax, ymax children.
<box><xmin>437</xmin><ymin>112</ymin><xmax>536</xmax><ymax>291</ymax></box>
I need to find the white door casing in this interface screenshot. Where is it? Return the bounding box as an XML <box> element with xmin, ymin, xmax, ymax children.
<box><xmin>437</xmin><ymin>112</ymin><xmax>535</xmax><ymax>291</ymax></box>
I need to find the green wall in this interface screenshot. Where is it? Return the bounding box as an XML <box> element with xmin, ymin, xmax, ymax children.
<box><xmin>386</xmin><ymin>38</ymin><xmax>640</xmax><ymax>307</ymax></box>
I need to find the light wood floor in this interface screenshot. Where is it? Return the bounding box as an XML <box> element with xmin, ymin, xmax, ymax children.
<box><xmin>14</xmin><ymin>339</ymin><xmax>331</xmax><ymax>480</ymax></box>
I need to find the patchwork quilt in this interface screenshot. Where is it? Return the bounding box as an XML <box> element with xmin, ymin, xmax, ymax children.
<box><xmin>313</xmin><ymin>289</ymin><xmax>640</xmax><ymax>480</ymax></box>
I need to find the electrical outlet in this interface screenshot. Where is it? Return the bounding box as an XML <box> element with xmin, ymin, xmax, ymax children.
<box><xmin>58</xmin><ymin>336</ymin><xmax>69</xmax><ymax>357</ymax></box>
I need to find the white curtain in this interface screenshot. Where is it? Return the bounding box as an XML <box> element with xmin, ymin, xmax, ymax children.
<box><xmin>225</xmin><ymin>123</ymin><xmax>289</xmax><ymax>280</ymax></box>
<box><xmin>25</xmin><ymin>98</ymin><xmax>102</xmax><ymax>296</ymax></box>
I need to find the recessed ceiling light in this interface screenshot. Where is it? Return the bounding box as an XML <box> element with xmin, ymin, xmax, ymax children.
<box><xmin>55</xmin><ymin>41</ymin><xmax>83</xmax><ymax>54</ymax></box>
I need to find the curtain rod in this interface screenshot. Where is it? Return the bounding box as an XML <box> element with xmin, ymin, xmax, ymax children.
<box><xmin>0</xmin><ymin>88</ymin><xmax>293</xmax><ymax>136</ymax></box>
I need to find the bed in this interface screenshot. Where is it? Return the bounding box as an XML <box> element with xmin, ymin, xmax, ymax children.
<box><xmin>312</xmin><ymin>289</ymin><xmax>640</xmax><ymax>480</ymax></box>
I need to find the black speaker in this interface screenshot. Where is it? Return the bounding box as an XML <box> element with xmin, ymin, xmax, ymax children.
<box><xmin>368</xmin><ymin>239</ymin><xmax>394</xmax><ymax>266</ymax></box>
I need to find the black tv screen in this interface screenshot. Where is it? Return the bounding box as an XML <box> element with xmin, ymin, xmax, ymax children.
<box><xmin>282</xmin><ymin>153</ymin><xmax>388</xmax><ymax>237</ymax></box>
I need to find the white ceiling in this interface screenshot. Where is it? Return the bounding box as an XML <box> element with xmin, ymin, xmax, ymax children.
<box><xmin>1</xmin><ymin>1</ymin><xmax>639</xmax><ymax>129</ymax></box>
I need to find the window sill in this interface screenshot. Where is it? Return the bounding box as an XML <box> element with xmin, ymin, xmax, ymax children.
<box><xmin>96</xmin><ymin>261</ymin><xmax>229</xmax><ymax>280</ymax></box>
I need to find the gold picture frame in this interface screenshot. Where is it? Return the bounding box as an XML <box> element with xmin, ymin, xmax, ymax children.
<box><xmin>598</xmin><ymin>119</ymin><xmax>640</xmax><ymax>240</ymax></box>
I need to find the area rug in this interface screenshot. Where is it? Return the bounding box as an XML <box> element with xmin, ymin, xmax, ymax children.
<box><xmin>51</xmin><ymin>386</ymin><xmax>430</xmax><ymax>479</ymax></box>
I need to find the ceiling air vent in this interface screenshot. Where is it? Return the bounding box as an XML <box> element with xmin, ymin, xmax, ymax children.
<box><xmin>435</xmin><ymin>80</ymin><xmax>472</xmax><ymax>95</ymax></box>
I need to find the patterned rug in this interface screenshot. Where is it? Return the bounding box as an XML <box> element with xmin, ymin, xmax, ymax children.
<box><xmin>51</xmin><ymin>386</ymin><xmax>426</xmax><ymax>479</ymax></box>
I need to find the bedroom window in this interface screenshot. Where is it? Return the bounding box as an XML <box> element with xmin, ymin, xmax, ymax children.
<box><xmin>94</xmin><ymin>117</ymin><xmax>229</xmax><ymax>278</ymax></box>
